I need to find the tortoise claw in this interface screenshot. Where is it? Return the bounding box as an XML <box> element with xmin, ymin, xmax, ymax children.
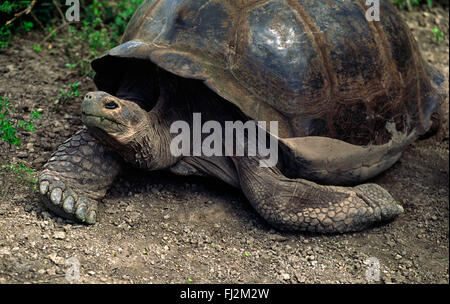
<box><xmin>39</xmin><ymin>181</ymin><xmax>49</xmax><ymax>195</ymax></box>
<box><xmin>50</xmin><ymin>188</ymin><xmax>63</xmax><ymax>206</ymax></box>
<box><xmin>86</xmin><ymin>209</ymin><xmax>97</xmax><ymax>224</ymax></box>
<box><xmin>39</xmin><ymin>173</ymin><xmax>98</xmax><ymax>224</ymax></box>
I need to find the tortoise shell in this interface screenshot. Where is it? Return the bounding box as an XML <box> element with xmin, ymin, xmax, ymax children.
<box><xmin>92</xmin><ymin>0</ymin><xmax>447</xmax><ymax>147</ymax></box>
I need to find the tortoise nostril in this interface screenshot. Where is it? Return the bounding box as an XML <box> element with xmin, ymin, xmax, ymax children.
<box><xmin>85</xmin><ymin>93</ymin><xmax>93</xmax><ymax>100</ymax></box>
<box><xmin>105</xmin><ymin>101</ymin><xmax>119</xmax><ymax>110</ymax></box>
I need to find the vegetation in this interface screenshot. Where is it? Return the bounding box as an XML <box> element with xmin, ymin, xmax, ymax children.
<box><xmin>57</xmin><ymin>81</ymin><xmax>81</xmax><ymax>105</ymax></box>
<box><xmin>0</xmin><ymin>96</ymin><xmax>42</xmax><ymax>147</ymax></box>
<box><xmin>0</xmin><ymin>162</ymin><xmax>37</xmax><ymax>184</ymax></box>
<box><xmin>0</xmin><ymin>0</ymin><xmax>53</xmax><ymax>50</ymax></box>
<box><xmin>0</xmin><ymin>0</ymin><xmax>447</xmax><ymax>148</ymax></box>
<box><xmin>0</xmin><ymin>162</ymin><xmax>38</xmax><ymax>194</ymax></box>
<box><xmin>392</xmin><ymin>0</ymin><xmax>434</xmax><ymax>10</ymax></box>
<box><xmin>62</xmin><ymin>0</ymin><xmax>145</xmax><ymax>76</ymax></box>
<box><xmin>0</xmin><ymin>1</ymin><xmax>146</xmax><ymax>189</ymax></box>
<box><xmin>433</xmin><ymin>26</ymin><xmax>445</xmax><ymax>42</ymax></box>
<box><xmin>1</xmin><ymin>0</ymin><xmax>447</xmax><ymax>62</ymax></box>
<box><xmin>0</xmin><ymin>0</ymin><xmax>145</xmax><ymax>75</ymax></box>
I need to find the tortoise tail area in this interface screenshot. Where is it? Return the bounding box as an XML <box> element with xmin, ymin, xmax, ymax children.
<box><xmin>421</xmin><ymin>61</ymin><xmax>448</xmax><ymax>137</ymax></box>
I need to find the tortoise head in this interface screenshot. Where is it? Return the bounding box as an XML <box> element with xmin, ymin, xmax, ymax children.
<box><xmin>81</xmin><ymin>91</ymin><xmax>149</xmax><ymax>147</ymax></box>
<box><xmin>81</xmin><ymin>90</ymin><xmax>179</xmax><ymax>170</ymax></box>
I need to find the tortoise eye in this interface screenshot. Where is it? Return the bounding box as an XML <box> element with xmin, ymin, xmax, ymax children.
<box><xmin>105</xmin><ymin>101</ymin><xmax>118</xmax><ymax>109</ymax></box>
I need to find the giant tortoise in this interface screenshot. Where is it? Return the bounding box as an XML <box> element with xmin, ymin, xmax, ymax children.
<box><xmin>39</xmin><ymin>0</ymin><xmax>447</xmax><ymax>233</ymax></box>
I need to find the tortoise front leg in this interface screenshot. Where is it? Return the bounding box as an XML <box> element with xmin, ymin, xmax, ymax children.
<box><xmin>233</xmin><ymin>156</ymin><xmax>404</xmax><ymax>233</ymax></box>
<box><xmin>39</xmin><ymin>127</ymin><xmax>122</xmax><ymax>223</ymax></box>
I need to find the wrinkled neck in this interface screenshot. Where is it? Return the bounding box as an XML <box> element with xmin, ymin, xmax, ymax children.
<box><xmin>116</xmin><ymin>68</ymin><xmax>250</xmax><ymax>170</ymax></box>
<box><xmin>125</xmin><ymin>109</ymin><xmax>181</xmax><ymax>170</ymax></box>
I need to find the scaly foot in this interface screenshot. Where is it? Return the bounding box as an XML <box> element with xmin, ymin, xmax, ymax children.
<box><xmin>39</xmin><ymin>128</ymin><xmax>122</xmax><ymax>224</ymax></box>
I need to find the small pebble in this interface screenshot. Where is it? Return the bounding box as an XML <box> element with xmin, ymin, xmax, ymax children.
<box><xmin>53</xmin><ymin>231</ymin><xmax>66</xmax><ymax>240</ymax></box>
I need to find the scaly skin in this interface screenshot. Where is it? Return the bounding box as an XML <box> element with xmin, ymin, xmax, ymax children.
<box><xmin>39</xmin><ymin>86</ymin><xmax>404</xmax><ymax>233</ymax></box>
<box><xmin>233</xmin><ymin>156</ymin><xmax>404</xmax><ymax>233</ymax></box>
<box><xmin>39</xmin><ymin>127</ymin><xmax>122</xmax><ymax>223</ymax></box>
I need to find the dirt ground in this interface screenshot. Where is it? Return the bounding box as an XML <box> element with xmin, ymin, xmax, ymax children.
<box><xmin>0</xmin><ymin>7</ymin><xmax>448</xmax><ymax>284</ymax></box>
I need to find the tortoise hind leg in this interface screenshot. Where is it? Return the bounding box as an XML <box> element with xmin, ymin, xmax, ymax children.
<box><xmin>39</xmin><ymin>127</ymin><xmax>122</xmax><ymax>223</ymax></box>
<box><xmin>419</xmin><ymin>108</ymin><xmax>443</xmax><ymax>140</ymax></box>
<box><xmin>232</xmin><ymin>156</ymin><xmax>403</xmax><ymax>233</ymax></box>
<box><xmin>420</xmin><ymin>61</ymin><xmax>447</xmax><ymax>140</ymax></box>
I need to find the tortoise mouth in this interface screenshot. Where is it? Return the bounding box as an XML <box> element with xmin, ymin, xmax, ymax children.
<box><xmin>81</xmin><ymin>112</ymin><xmax>124</xmax><ymax>133</ymax></box>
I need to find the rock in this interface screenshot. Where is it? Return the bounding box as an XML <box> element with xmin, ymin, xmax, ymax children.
<box><xmin>295</xmin><ymin>272</ymin><xmax>306</xmax><ymax>283</ymax></box>
<box><xmin>63</xmin><ymin>225</ymin><xmax>72</xmax><ymax>232</ymax></box>
<box><xmin>34</xmin><ymin>157</ymin><xmax>47</xmax><ymax>166</ymax></box>
<box><xmin>48</xmin><ymin>253</ymin><xmax>64</xmax><ymax>265</ymax></box>
<box><xmin>306</xmin><ymin>255</ymin><xmax>315</xmax><ymax>261</ymax></box>
<box><xmin>269</xmin><ymin>234</ymin><xmax>288</xmax><ymax>242</ymax></box>
<box><xmin>53</xmin><ymin>231</ymin><xmax>66</xmax><ymax>240</ymax></box>
<box><xmin>46</xmin><ymin>268</ymin><xmax>56</xmax><ymax>275</ymax></box>
<box><xmin>17</xmin><ymin>151</ymin><xmax>28</xmax><ymax>159</ymax></box>
<box><xmin>41</xmin><ymin>212</ymin><xmax>52</xmax><ymax>220</ymax></box>
<box><xmin>26</xmin><ymin>143</ymin><xmax>35</xmax><ymax>153</ymax></box>
<box><xmin>0</xmin><ymin>247</ymin><xmax>11</xmax><ymax>255</ymax></box>
<box><xmin>403</xmin><ymin>260</ymin><xmax>413</xmax><ymax>268</ymax></box>
<box><xmin>386</xmin><ymin>240</ymin><xmax>396</xmax><ymax>247</ymax></box>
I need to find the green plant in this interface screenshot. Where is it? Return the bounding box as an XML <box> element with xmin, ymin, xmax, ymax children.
<box><xmin>61</xmin><ymin>0</ymin><xmax>145</xmax><ymax>76</ymax></box>
<box><xmin>65</xmin><ymin>63</ymin><xmax>77</xmax><ymax>69</ymax></box>
<box><xmin>0</xmin><ymin>1</ymin><xmax>28</xmax><ymax>14</ymax></box>
<box><xmin>0</xmin><ymin>162</ymin><xmax>37</xmax><ymax>185</ymax></box>
<box><xmin>0</xmin><ymin>23</ymin><xmax>12</xmax><ymax>49</ymax></box>
<box><xmin>1</xmin><ymin>0</ymin><xmax>145</xmax><ymax>75</ymax></box>
<box><xmin>0</xmin><ymin>96</ymin><xmax>42</xmax><ymax>146</ymax></box>
<box><xmin>392</xmin><ymin>0</ymin><xmax>434</xmax><ymax>10</ymax></box>
<box><xmin>0</xmin><ymin>161</ymin><xmax>39</xmax><ymax>196</ymax></box>
<box><xmin>22</xmin><ymin>20</ymin><xmax>34</xmax><ymax>32</ymax></box>
<box><xmin>32</xmin><ymin>43</ymin><xmax>41</xmax><ymax>51</ymax></box>
<box><xmin>57</xmin><ymin>81</ymin><xmax>81</xmax><ymax>104</ymax></box>
<box><xmin>0</xmin><ymin>1</ymin><xmax>60</xmax><ymax>50</ymax></box>
<box><xmin>0</xmin><ymin>1</ymin><xmax>38</xmax><ymax>50</ymax></box>
<box><xmin>433</xmin><ymin>26</ymin><xmax>444</xmax><ymax>42</ymax></box>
